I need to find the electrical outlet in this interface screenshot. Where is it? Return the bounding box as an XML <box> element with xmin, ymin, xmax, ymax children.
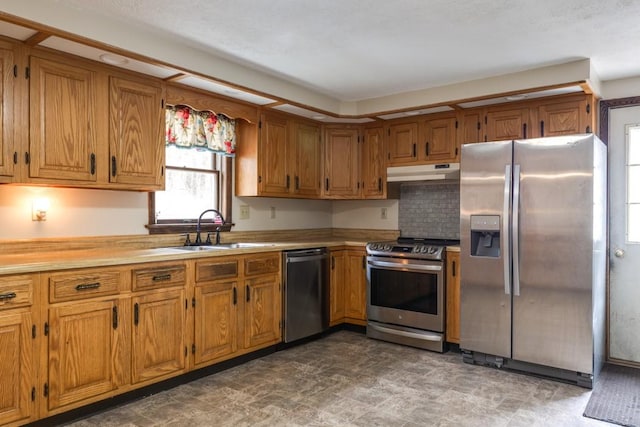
<box><xmin>381</xmin><ymin>208</ymin><xmax>388</xmax><ymax>220</ymax></box>
<box><xmin>270</xmin><ymin>206</ymin><xmax>276</xmax><ymax>219</ymax></box>
<box><xmin>239</xmin><ymin>205</ymin><xmax>250</xmax><ymax>220</ymax></box>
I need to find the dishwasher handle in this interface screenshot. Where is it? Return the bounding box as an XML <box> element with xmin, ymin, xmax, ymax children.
<box><xmin>285</xmin><ymin>248</ymin><xmax>327</xmax><ymax>263</ymax></box>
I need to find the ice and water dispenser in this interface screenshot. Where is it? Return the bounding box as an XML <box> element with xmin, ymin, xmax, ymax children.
<box><xmin>470</xmin><ymin>215</ymin><xmax>501</xmax><ymax>257</ymax></box>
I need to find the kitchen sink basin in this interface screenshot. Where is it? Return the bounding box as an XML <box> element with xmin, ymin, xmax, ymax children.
<box><xmin>170</xmin><ymin>242</ymin><xmax>277</xmax><ymax>251</ymax></box>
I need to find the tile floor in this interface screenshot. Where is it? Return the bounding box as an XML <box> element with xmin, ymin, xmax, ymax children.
<box><xmin>64</xmin><ymin>331</ymin><xmax>611</xmax><ymax>427</ymax></box>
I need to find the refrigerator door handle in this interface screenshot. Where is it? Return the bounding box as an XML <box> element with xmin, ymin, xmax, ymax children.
<box><xmin>503</xmin><ymin>164</ymin><xmax>511</xmax><ymax>295</ymax></box>
<box><xmin>512</xmin><ymin>164</ymin><xmax>521</xmax><ymax>296</ymax></box>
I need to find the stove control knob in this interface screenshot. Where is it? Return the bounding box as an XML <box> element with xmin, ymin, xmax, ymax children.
<box><xmin>384</xmin><ymin>244</ymin><xmax>392</xmax><ymax>251</ymax></box>
<box><xmin>371</xmin><ymin>244</ymin><xmax>378</xmax><ymax>250</ymax></box>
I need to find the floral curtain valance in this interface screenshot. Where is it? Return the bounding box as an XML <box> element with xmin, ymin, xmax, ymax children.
<box><xmin>165</xmin><ymin>105</ymin><xmax>236</xmax><ymax>156</ymax></box>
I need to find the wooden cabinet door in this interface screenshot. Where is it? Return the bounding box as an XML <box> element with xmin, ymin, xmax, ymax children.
<box><xmin>538</xmin><ymin>98</ymin><xmax>591</xmax><ymax>137</ymax></box>
<box><xmin>323</xmin><ymin>127</ymin><xmax>360</xmax><ymax>198</ymax></box>
<box><xmin>259</xmin><ymin>113</ymin><xmax>290</xmax><ymax>196</ymax></box>
<box><xmin>329</xmin><ymin>250</ymin><xmax>345</xmax><ymax>325</ymax></box>
<box><xmin>29</xmin><ymin>56</ymin><xmax>97</xmax><ymax>182</ymax></box>
<box><xmin>243</xmin><ymin>274</ymin><xmax>280</xmax><ymax>349</ymax></box>
<box><xmin>132</xmin><ymin>289</ymin><xmax>186</xmax><ymax>384</ymax></box>
<box><xmin>48</xmin><ymin>299</ymin><xmax>121</xmax><ymax>410</ymax></box>
<box><xmin>446</xmin><ymin>252</ymin><xmax>460</xmax><ymax>344</ymax></box>
<box><xmin>459</xmin><ymin>109</ymin><xmax>484</xmax><ymax>146</ymax></box>
<box><xmin>485</xmin><ymin>107</ymin><xmax>530</xmax><ymax>141</ymax></box>
<box><xmin>292</xmin><ymin>121</ymin><xmax>321</xmax><ymax>197</ymax></box>
<box><xmin>344</xmin><ymin>250</ymin><xmax>367</xmax><ymax>321</ymax></box>
<box><xmin>0</xmin><ymin>311</ymin><xmax>34</xmax><ymax>425</ymax></box>
<box><xmin>109</xmin><ymin>76</ymin><xmax>164</xmax><ymax>188</ymax></box>
<box><xmin>0</xmin><ymin>44</ymin><xmax>15</xmax><ymax>180</ymax></box>
<box><xmin>194</xmin><ymin>280</ymin><xmax>238</xmax><ymax>366</ymax></box>
<box><xmin>387</xmin><ymin>122</ymin><xmax>418</xmax><ymax>165</ymax></box>
<box><xmin>361</xmin><ymin>126</ymin><xmax>386</xmax><ymax>199</ymax></box>
<box><xmin>421</xmin><ymin>116</ymin><xmax>458</xmax><ymax>162</ymax></box>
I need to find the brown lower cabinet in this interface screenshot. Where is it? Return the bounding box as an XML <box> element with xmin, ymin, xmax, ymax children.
<box><xmin>193</xmin><ymin>253</ymin><xmax>281</xmax><ymax>368</ymax></box>
<box><xmin>329</xmin><ymin>247</ymin><xmax>367</xmax><ymax>326</ymax></box>
<box><xmin>0</xmin><ymin>274</ymin><xmax>38</xmax><ymax>426</ymax></box>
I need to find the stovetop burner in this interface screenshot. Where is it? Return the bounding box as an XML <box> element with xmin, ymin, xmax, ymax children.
<box><xmin>366</xmin><ymin>237</ymin><xmax>459</xmax><ymax>261</ymax></box>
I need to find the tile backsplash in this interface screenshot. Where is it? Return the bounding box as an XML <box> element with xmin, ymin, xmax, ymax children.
<box><xmin>398</xmin><ymin>181</ymin><xmax>460</xmax><ymax>239</ymax></box>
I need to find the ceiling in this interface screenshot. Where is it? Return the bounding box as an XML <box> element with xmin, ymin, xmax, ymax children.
<box><xmin>1</xmin><ymin>0</ymin><xmax>640</xmax><ymax>120</ymax></box>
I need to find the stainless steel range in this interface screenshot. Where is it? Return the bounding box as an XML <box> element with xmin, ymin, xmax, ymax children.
<box><xmin>366</xmin><ymin>237</ymin><xmax>459</xmax><ymax>352</ymax></box>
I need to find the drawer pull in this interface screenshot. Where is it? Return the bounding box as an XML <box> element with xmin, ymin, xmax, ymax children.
<box><xmin>152</xmin><ymin>274</ymin><xmax>172</xmax><ymax>282</ymax></box>
<box><xmin>75</xmin><ymin>282</ymin><xmax>101</xmax><ymax>291</ymax></box>
<box><xmin>0</xmin><ymin>292</ymin><xmax>17</xmax><ymax>301</ymax></box>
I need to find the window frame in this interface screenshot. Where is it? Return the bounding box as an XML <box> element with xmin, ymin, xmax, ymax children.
<box><xmin>147</xmin><ymin>155</ymin><xmax>233</xmax><ymax>234</ymax></box>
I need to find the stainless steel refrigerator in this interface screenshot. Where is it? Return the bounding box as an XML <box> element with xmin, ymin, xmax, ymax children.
<box><xmin>459</xmin><ymin>134</ymin><xmax>606</xmax><ymax>388</ymax></box>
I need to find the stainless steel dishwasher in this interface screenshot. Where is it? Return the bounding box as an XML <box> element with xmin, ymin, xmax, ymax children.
<box><xmin>283</xmin><ymin>248</ymin><xmax>329</xmax><ymax>343</ymax></box>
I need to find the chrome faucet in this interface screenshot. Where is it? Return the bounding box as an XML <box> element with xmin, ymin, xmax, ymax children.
<box><xmin>195</xmin><ymin>209</ymin><xmax>226</xmax><ymax>245</ymax></box>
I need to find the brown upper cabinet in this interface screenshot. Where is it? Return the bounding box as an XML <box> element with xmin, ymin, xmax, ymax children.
<box><xmin>387</xmin><ymin>112</ymin><xmax>458</xmax><ymax>166</ymax></box>
<box><xmin>236</xmin><ymin>111</ymin><xmax>322</xmax><ymax>198</ymax></box>
<box><xmin>361</xmin><ymin>125</ymin><xmax>386</xmax><ymax>199</ymax></box>
<box><xmin>0</xmin><ymin>41</ymin><xmax>16</xmax><ymax>183</ymax></box>
<box><xmin>323</xmin><ymin>125</ymin><xmax>360</xmax><ymax>198</ymax></box>
<box><xmin>29</xmin><ymin>55</ymin><xmax>99</xmax><ymax>183</ymax></box>
<box><xmin>1</xmin><ymin>43</ymin><xmax>165</xmax><ymax>190</ymax></box>
<box><xmin>108</xmin><ymin>75</ymin><xmax>164</xmax><ymax>189</ymax></box>
<box><xmin>460</xmin><ymin>93</ymin><xmax>595</xmax><ymax>144</ymax></box>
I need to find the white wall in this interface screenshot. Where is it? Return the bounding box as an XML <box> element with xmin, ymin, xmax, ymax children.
<box><xmin>331</xmin><ymin>199</ymin><xmax>399</xmax><ymax>230</ymax></box>
<box><xmin>601</xmin><ymin>76</ymin><xmax>640</xmax><ymax>100</ymax></box>
<box><xmin>0</xmin><ymin>186</ymin><xmax>148</xmax><ymax>239</ymax></box>
<box><xmin>0</xmin><ymin>184</ymin><xmax>398</xmax><ymax>239</ymax></box>
<box><xmin>232</xmin><ymin>196</ymin><xmax>332</xmax><ymax>231</ymax></box>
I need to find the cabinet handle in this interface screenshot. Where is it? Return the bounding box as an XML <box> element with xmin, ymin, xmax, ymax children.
<box><xmin>325</xmin><ymin>178</ymin><xmax>329</xmax><ymax>191</ymax></box>
<box><xmin>233</xmin><ymin>287</ymin><xmax>237</xmax><ymax>305</ymax></box>
<box><xmin>295</xmin><ymin>176</ymin><xmax>299</xmax><ymax>190</ymax></box>
<box><xmin>24</xmin><ymin>152</ymin><xmax>30</xmax><ymax>165</ymax></box>
<box><xmin>13</xmin><ymin>152</ymin><xmax>17</xmax><ymax>165</ymax></box>
<box><xmin>112</xmin><ymin>306</ymin><xmax>118</xmax><ymax>330</ymax></box>
<box><xmin>523</xmin><ymin>123</ymin><xmax>527</xmax><ymax>139</ymax></box>
<box><xmin>75</xmin><ymin>282</ymin><xmax>100</xmax><ymax>291</ymax></box>
<box><xmin>246</xmin><ymin>285</ymin><xmax>250</xmax><ymax>302</ymax></box>
<box><xmin>286</xmin><ymin>174</ymin><xmax>290</xmax><ymax>189</ymax></box>
<box><xmin>378</xmin><ymin>177</ymin><xmax>382</xmax><ymax>192</ymax></box>
<box><xmin>425</xmin><ymin>142</ymin><xmax>430</xmax><ymax>156</ymax></box>
<box><xmin>452</xmin><ymin>261</ymin><xmax>457</xmax><ymax>277</ymax></box>
<box><xmin>134</xmin><ymin>303</ymin><xmax>139</xmax><ymax>325</ymax></box>
<box><xmin>152</xmin><ymin>274</ymin><xmax>172</xmax><ymax>282</ymax></box>
<box><xmin>540</xmin><ymin>120</ymin><xmax>545</xmax><ymax>137</ymax></box>
<box><xmin>362</xmin><ymin>255</ymin><xmax>366</xmax><ymax>269</ymax></box>
<box><xmin>90</xmin><ymin>153</ymin><xmax>96</xmax><ymax>175</ymax></box>
<box><xmin>111</xmin><ymin>156</ymin><xmax>117</xmax><ymax>177</ymax></box>
<box><xmin>0</xmin><ymin>292</ymin><xmax>17</xmax><ymax>301</ymax></box>
<box><xmin>331</xmin><ymin>256</ymin><xmax>335</xmax><ymax>269</ymax></box>
<box><xmin>412</xmin><ymin>143</ymin><xmax>416</xmax><ymax>158</ymax></box>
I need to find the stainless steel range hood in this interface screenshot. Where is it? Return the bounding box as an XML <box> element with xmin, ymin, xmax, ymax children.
<box><xmin>386</xmin><ymin>163</ymin><xmax>460</xmax><ymax>182</ymax></box>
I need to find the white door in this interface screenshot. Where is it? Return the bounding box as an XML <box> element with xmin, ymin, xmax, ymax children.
<box><xmin>609</xmin><ymin>106</ymin><xmax>640</xmax><ymax>363</ymax></box>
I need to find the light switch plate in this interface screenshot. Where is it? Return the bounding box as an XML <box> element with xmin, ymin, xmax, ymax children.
<box><xmin>239</xmin><ymin>205</ymin><xmax>250</xmax><ymax>220</ymax></box>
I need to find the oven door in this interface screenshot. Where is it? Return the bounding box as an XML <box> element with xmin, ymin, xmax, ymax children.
<box><xmin>366</xmin><ymin>255</ymin><xmax>444</xmax><ymax>332</ymax></box>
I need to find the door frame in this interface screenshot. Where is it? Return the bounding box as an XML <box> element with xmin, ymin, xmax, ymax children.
<box><xmin>599</xmin><ymin>96</ymin><xmax>640</xmax><ymax>367</ymax></box>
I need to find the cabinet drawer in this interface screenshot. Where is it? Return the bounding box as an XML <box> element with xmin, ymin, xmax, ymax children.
<box><xmin>196</xmin><ymin>259</ymin><xmax>238</xmax><ymax>282</ymax></box>
<box><xmin>0</xmin><ymin>275</ymin><xmax>34</xmax><ymax>310</ymax></box>
<box><xmin>132</xmin><ymin>264</ymin><xmax>185</xmax><ymax>291</ymax></box>
<box><xmin>244</xmin><ymin>254</ymin><xmax>280</xmax><ymax>276</ymax></box>
<box><xmin>49</xmin><ymin>269</ymin><xmax>123</xmax><ymax>303</ymax></box>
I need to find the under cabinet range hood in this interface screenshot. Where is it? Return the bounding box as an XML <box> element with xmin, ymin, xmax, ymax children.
<box><xmin>386</xmin><ymin>163</ymin><xmax>460</xmax><ymax>182</ymax></box>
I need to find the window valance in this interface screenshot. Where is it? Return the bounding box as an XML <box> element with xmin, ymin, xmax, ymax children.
<box><xmin>165</xmin><ymin>105</ymin><xmax>236</xmax><ymax>156</ymax></box>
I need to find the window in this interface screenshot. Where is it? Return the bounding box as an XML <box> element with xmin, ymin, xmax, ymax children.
<box><xmin>628</xmin><ymin>124</ymin><xmax>640</xmax><ymax>243</ymax></box>
<box><xmin>147</xmin><ymin>105</ymin><xmax>235</xmax><ymax>234</ymax></box>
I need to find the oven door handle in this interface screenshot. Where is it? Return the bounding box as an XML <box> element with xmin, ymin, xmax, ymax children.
<box><xmin>367</xmin><ymin>259</ymin><xmax>442</xmax><ymax>272</ymax></box>
<box><xmin>368</xmin><ymin>323</ymin><xmax>443</xmax><ymax>342</ymax></box>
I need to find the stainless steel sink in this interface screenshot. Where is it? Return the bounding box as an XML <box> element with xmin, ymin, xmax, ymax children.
<box><xmin>171</xmin><ymin>242</ymin><xmax>276</xmax><ymax>251</ymax></box>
